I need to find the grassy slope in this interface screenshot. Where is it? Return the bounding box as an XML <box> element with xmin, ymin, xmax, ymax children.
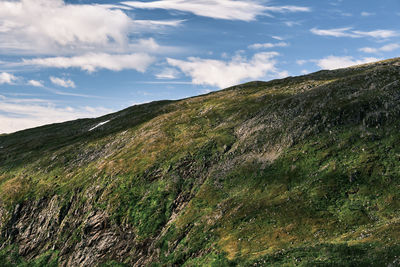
<box><xmin>1</xmin><ymin>58</ymin><xmax>400</xmax><ymax>266</ymax></box>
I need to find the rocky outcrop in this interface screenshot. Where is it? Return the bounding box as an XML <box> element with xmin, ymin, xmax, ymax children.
<box><xmin>0</xmin><ymin>178</ymin><xmax>199</xmax><ymax>266</ymax></box>
<box><xmin>1</xmin><ymin>190</ymin><xmax>137</xmax><ymax>266</ymax></box>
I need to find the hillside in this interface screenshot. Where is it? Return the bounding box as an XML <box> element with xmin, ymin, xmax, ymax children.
<box><xmin>1</xmin><ymin>58</ymin><xmax>400</xmax><ymax>266</ymax></box>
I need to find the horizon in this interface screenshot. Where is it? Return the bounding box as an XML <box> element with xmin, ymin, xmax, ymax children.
<box><xmin>0</xmin><ymin>0</ymin><xmax>399</xmax><ymax>133</ymax></box>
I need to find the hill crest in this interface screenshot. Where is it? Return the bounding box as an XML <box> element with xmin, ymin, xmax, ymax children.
<box><xmin>1</xmin><ymin>57</ymin><xmax>400</xmax><ymax>266</ymax></box>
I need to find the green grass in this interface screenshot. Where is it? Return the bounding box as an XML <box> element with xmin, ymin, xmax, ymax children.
<box><xmin>0</xmin><ymin>246</ymin><xmax>58</xmax><ymax>267</ymax></box>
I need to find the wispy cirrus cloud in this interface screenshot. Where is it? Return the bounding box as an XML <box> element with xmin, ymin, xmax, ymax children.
<box><xmin>0</xmin><ymin>74</ymin><xmax>97</xmax><ymax>98</ymax></box>
<box><xmin>283</xmin><ymin>21</ymin><xmax>301</xmax><ymax>27</ymax></box>
<box><xmin>155</xmin><ymin>68</ymin><xmax>180</xmax><ymax>79</ymax></box>
<box><xmin>122</xmin><ymin>0</ymin><xmax>310</xmax><ymax>21</ymax></box>
<box><xmin>133</xmin><ymin>19</ymin><xmax>184</xmax><ymax>28</ymax></box>
<box><xmin>296</xmin><ymin>60</ymin><xmax>307</xmax><ymax>66</ymax></box>
<box><xmin>311</xmin><ymin>27</ymin><xmax>398</xmax><ymax>39</ymax></box>
<box><xmin>361</xmin><ymin>12</ymin><xmax>375</xmax><ymax>17</ymax></box>
<box><xmin>21</xmin><ymin>53</ymin><xmax>155</xmax><ymax>73</ymax></box>
<box><xmin>359</xmin><ymin>43</ymin><xmax>400</xmax><ymax>54</ymax></box>
<box><xmin>272</xmin><ymin>36</ymin><xmax>284</xmax><ymax>41</ymax></box>
<box><xmin>315</xmin><ymin>56</ymin><xmax>379</xmax><ymax>70</ymax></box>
<box><xmin>0</xmin><ymin>95</ymin><xmax>112</xmax><ymax>134</ymax></box>
<box><xmin>167</xmin><ymin>52</ymin><xmax>288</xmax><ymax>88</ymax></box>
<box><xmin>96</xmin><ymin>4</ymin><xmax>133</xmax><ymax>10</ymax></box>
<box><xmin>310</xmin><ymin>27</ymin><xmax>354</xmax><ymax>37</ymax></box>
<box><xmin>248</xmin><ymin>42</ymin><xmax>289</xmax><ymax>49</ymax></box>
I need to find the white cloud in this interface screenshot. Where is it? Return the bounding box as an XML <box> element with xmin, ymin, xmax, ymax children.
<box><xmin>0</xmin><ymin>72</ymin><xmax>17</xmax><ymax>85</ymax></box>
<box><xmin>0</xmin><ymin>96</ymin><xmax>112</xmax><ymax>133</ymax></box>
<box><xmin>359</xmin><ymin>47</ymin><xmax>378</xmax><ymax>54</ymax></box>
<box><xmin>272</xmin><ymin>36</ymin><xmax>284</xmax><ymax>41</ymax></box>
<box><xmin>316</xmin><ymin>56</ymin><xmax>379</xmax><ymax>70</ymax></box>
<box><xmin>167</xmin><ymin>52</ymin><xmax>288</xmax><ymax>88</ymax></box>
<box><xmin>21</xmin><ymin>53</ymin><xmax>155</xmax><ymax>73</ymax></box>
<box><xmin>301</xmin><ymin>70</ymin><xmax>308</xmax><ymax>74</ymax></box>
<box><xmin>380</xmin><ymin>43</ymin><xmax>400</xmax><ymax>51</ymax></box>
<box><xmin>311</xmin><ymin>27</ymin><xmax>355</xmax><ymax>37</ymax></box>
<box><xmin>156</xmin><ymin>68</ymin><xmax>180</xmax><ymax>79</ymax></box>
<box><xmin>311</xmin><ymin>27</ymin><xmax>398</xmax><ymax>39</ymax></box>
<box><xmin>126</xmin><ymin>38</ymin><xmax>179</xmax><ymax>54</ymax></box>
<box><xmin>133</xmin><ymin>19</ymin><xmax>184</xmax><ymax>27</ymax></box>
<box><xmin>136</xmin><ymin>81</ymin><xmax>192</xmax><ymax>85</ymax></box>
<box><xmin>0</xmin><ymin>0</ymin><xmax>130</xmax><ymax>54</ymax></box>
<box><xmin>263</xmin><ymin>6</ymin><xmax>311</xmax><ymax>13</ymax></box>
<box><xmin>359</xmin><ymin>43</ymin><xmax>400</xmax><ymax>54</ymax></box>
<box><xmin>361</xmin><ymin>12</ymin><xmax>374</xmax><ymax>17</ymax></box>
<box><xmin>96</xmin><ymin>4</ymin><xmax>133</xmax><ymax>10</ymax></box>
<box><xmin>296</xmin><ymin>60</ymin><xmax>307</xmax><ymax>66</ymax></box>
<box><xmin>50</xmin><ymin>77</ymin><xmax>76</xmax><ymax>88</ymax></box>
<box><xmin>248</xmin><ymin>42</ymin><xmax>288</xmax><ymax>49</ymax></box>
<box><xmin>0</xmin><ymin>0</ymin><xmax>181</xmax><ymax>55</ymax></box>
<box><xmin>352</xmin><ymin>30</ymin><xmax>398</xmax><ymax>39</ymax></box>
<box><xmin>200</xmin><ymin>89</ymin><xmax>213</xmax><ymax>94</ymax></box>
<box><xmin>284</xmin><ymin>21</ymin><xmax>301</xmax><ymax>27</ymax></box>
<box><xmin>122</xmin><ymin>0</ymin><xmax>310</xmax><ymax>21</ymax></box>
<box><xmin>27</xmin><ymin>80</ymin><xmax>44</xmax><ymax>87</ymax></box>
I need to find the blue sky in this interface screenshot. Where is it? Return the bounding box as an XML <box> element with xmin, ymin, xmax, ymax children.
<box><xmin>0</xmin><ymin>0</ymin><xmax>399</xmax><ymax>133</ymax></box>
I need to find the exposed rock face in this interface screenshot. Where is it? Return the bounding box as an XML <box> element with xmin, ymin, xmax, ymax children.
<box><xmin>63</xmin><ymin>211</ymin><xmax>128</xmax><ymax>266</ymax></box>
<box><xmin>2</xmin><ymin>194</ymin><xmax>135</xmax><ymax>266</ymax></box>
<box><xmin>1</xmin><ymin>194</ymin><xmax>123</xmax><ymax>265</ymax></box>
<box><xmin>1</xmin><ymin>177</ymin><xmax>198</xmax><ymax>265</ymax></box>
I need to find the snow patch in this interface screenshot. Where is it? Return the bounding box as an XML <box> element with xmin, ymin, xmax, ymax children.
<box><xmin>89</xmin><ymin>120</ymin><xmax>110</xmax><ymax>131</ymax></box>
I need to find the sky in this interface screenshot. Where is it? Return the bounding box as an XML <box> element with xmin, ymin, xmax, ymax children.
<box><xmin>0</xmin><ymin>0</ymin><xmax>399</xmax><ymax>133</ymax></box>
